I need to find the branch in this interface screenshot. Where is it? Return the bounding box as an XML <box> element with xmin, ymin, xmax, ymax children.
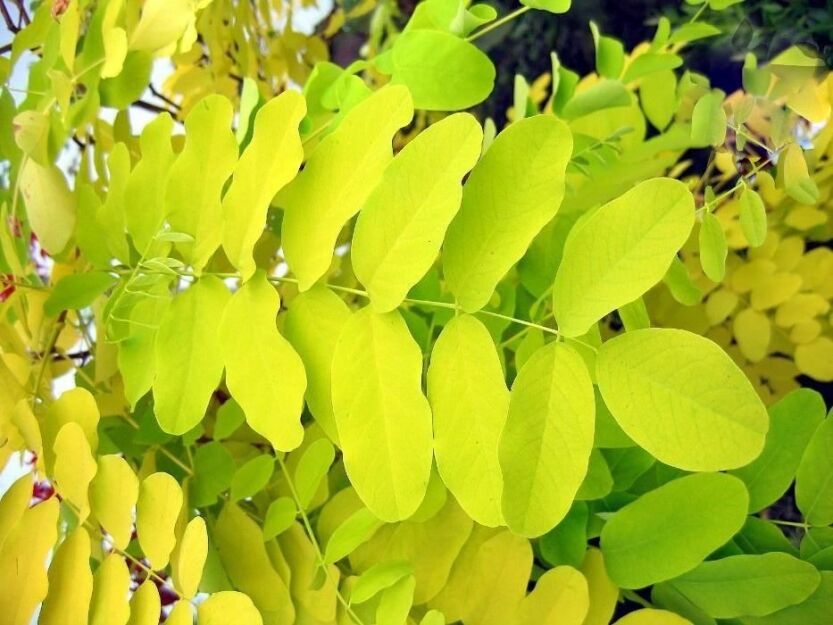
<box><xmin>0</xmin><ymin>1</ymin><xmax>19</xmax><ymax>34</ymax></box>
<box><xmin>131</xmin><ymin>99</ymin><xmax>179</xmax><ymax>118</ymax></box>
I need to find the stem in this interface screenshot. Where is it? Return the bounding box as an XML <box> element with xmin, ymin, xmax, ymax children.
<box><xmin>466</xmin><ymin>5</ymin><xmax>531</xmax><ymax>42</ymax></box>
<box><xmin>275</xmin><ymin>455</ymin><xmax>367</xmax><ymax>625</ymax></box>
<box><xmin>768</xmin><ymin>518</ymin><xmax>808</xmax><ymax>530</ymax></box>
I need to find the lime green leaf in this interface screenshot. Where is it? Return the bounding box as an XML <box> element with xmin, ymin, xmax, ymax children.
<box><xmin>283</xmin><ymin>286</ymin><xmax>351</xmax><ymax>443</ymax></box>
<box><xmin>640</xmin><ymin>69</ymin><xmax>677</xmax><ymax>130</ymax></box>
<box><xmin>324</xmin><ymin>507</ymin><xmax>383</xmax><ymax>564</ymax></box>
<box><xmin>220</xmin><ymin>270</ymin><xmax>306</xmax><ymax>451</ymax></box>
<box><xmin>230</xmin><ymin>454</ymin><xmax>275</xmax><ymax>502</ymax></box>
<box><xmin>732</xmin><ymin>389</ymin><xmax>825</xmax><ymax>512</ymax></box>
<box><xmin>136</xmin><ymin>472</ymin><xmax>183</xmax><ymax>570</ymax></box>
<box><xmin>500</xmin><ymin>342</ymin><xmax>595</xmax><ymax>537</ymax></box>
<box><xmin>597</xmin><ymin>328</ymin><xmax>768</xmax><ymax>471</ymax></box>
<box><xmin>165</xmin><ymin>95</ymin><xmax>238</xmax><ymax>272</ymax></box>
<box><xmin>129</xmin><ymin>0</ymin><xmax>194</xmax><ymax>52</ymax></box>
<box><xmin>517</xmin><ymin>565</ymin><xmax>589</xmax><ymax>625</ymax></box>
<box><xmin>222</xmin><ymin>90</ymin><xmax>305</xmax><ymax>278</ymax></box>
<box><xmin>352</xmin><ymin>113</ymin><xmax>482</xmax><ymax>311</ymax></box>
<box><xmin>89</xmin><ymin>554</ymin><xmax>130</xmax><ymax>625</ymax></box>
<box><xmin>699</xmin><ymin>212</ymin><xmax>728</xmax><ymax>282</ymax></box>
<box><xmin>213</xmin><ymin>399</ymin><xmax>245</xmax><ymax>440</ymax></box>
<box><xmin>332</xmin><ymin>307</ymin><xmax>433</xmax><ymax>521</ymax></box>
<box><xmin>444</xmin><ymin>115</ymin><xmax>572</xmax><ymax>312</ymax></box>
<box><xmin>554</xmin><ymin>178</ymin><xmax>694</xmax><ymax>337</ymax></box>
<box><xmin>428</xmin><ymin>314</ymin><xmax>508</xmax><ymax>527</ymax></box>
<box><xmin>668</xmin><ymin>553</ymin><xmax>821</xmax><ymax>618</ymax></box>
<box><xmin>125</xmin><ymin>113</ymin><xmax>175</xmax><ymax>253</ymax></box>
<box><xmin>388</xmin><ymin>30</ymin><xmax>495</xmax><ymax>111</ymax></box>
<box><xmin>172</xmin><ymin>516</ymin><xmax>208</xmax><ymax>599</ymax></box>
<box><xmin>45</xmin><ymin>272</ymin><xmax>117</xmax><ymax>316</ymax></box>
<box><xmin>540</xmin><ymin>503</ymin><xmax>589</xmax><ymax>568</ymax></box>
<box><xmin>621</xmin><ymin>53</ymin><xmax>682</xmax><ymax>83</ymax></box>
<box><xmin>739</xmin><ymin>571</ymin><xmax>833</xmax><ymax>625</ymax></box>
<box><xmin>99</xmin><ymin>143</ymin><xmax>131</xmax><ymax>263</ymax></box>
<box><xmin>520</xmin><ymin>0</ymin><xmax>571</xmax><ymax>14</ymax></box>
<box><xmin>0</xmin><ymin>497</ymin><xmax>58</xmax><ymax>625</ymax></box>
<box><xmin>561</xmin><ymin>80</ymin><xmax>631</xmax><ymax>119</ymax></box>
<box><xmin>590</xmin><ymin>22</ymin><xmax>625</xmax><ymax>79</ymax></box>
<box><xmin>796</xmin><ymin>415</ymin><xmax>833</xmax><ymax>526</ymax></box>
<box><xmin>89</xmin><ymin>455</ymin><xmax>139</xmax><ymax>550</ymax></box>
<box><xmin>191</xmin><ymin>441</ymin><xmax>235</xmax><ymax>507</ymax></box>
<box><xmin>294</xmin><ymin>438</ymin><xmax>335</xmax><ymax>507</ymax></box>
<box><xmin>100</xmin><ymin>51</ymin><xmax>153</xmax><ymax>109</ymax></box>
<box><xmin>262</xmin><ymin>497</ymin><xmax>296</xmax><ymax>540</ymax></box>
<box><xmin>376</xmin><ymin>574</ymin><xmax>415</xmax><ymax>625</ymax></box>
<box><xmin>613</xmin><ymin>609</ymin><xmax>693</xmax><ymax>625</ymax></box>
<box><xmin>40</xmin><ymin>528</ymin><xmax>93</xmax><ymax>625</ymax></box>
<box><xmin>739</xmin><ymin>186</ymin><xmax>767</xmax><ymax>247</ymax></box>
<box><xmin>19</xmin><ymin>158</ymin><xmax>75</xmax><ymax>255</ymax></box>
<box><xmin>282</xmin><ymin>86</ymin><xmax>413</xmax><ymax>290</ymax></box>
<box><xmin>663</xmin><ymin>256</ymin><xmax>703</xmax><ymax>306</ymax></box>
<box><xmin>782</xmin><ymin>143</ymin><xmax>819</xmax><ymax>204</ymax></box>
<box><xmin>198</xmin><ymin>591</ymin><xmax>264</xmax><ymax>625</ymax></box>
<box><xmin>600</xmin><ymin>473</ymin><xmax>749</xmax><ymax>588</ymax></box>
<box><xmin>691</xmin><ymin>92</ymin><xmax>727</xmax><ymax>147</ymax></box>
<box><xmin>352</xmin><ymin>561</ymin><xmax>413</xmax><ymax>604</ymax></box>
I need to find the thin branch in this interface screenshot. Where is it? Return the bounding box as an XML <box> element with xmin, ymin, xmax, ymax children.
<box><xmin>149</xmin><ymin>84</ymin><xmax>181</xmax><ymax>111</ymax></box>
<box><xmin>131</xmin><ymin>99</ymin><xmax>179</xmax><ymax>118</ymax></box>
<box><xmin>0</xmin><ymin>0</ymin><xmax>18</xmax><ymax>34</ymax></box>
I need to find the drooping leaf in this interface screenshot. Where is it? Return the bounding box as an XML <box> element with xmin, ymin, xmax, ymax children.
<box><xmin>699</xmin><ymin>212</ymin><xmax>728</xmax><ymax>282</ymax></box>
<box><xmin>89</xmin><ymin>454</ymin><xmax>139</xmax><ymax>550</ymax></box>
<box><xmin>352</xmin><ymin>113</ymin><xmax>482</xmax><ymax>311</ymax></box>
<box><xmin>44</xmin><ymin>271</ymin><xmax>117</xmax><ymax>316</ymax></box>
<box><xmin>499</xmin><ymin>342</ymin><xmax>595</xmax><ymax>537</ymax></box>
<box><xmin>554</xmin><ymin>178</ymin><xmax>695</xmax><ymax>337</ymax></box>
<box><xmin>597</xmin><ymin>328</ymin><xmax>769</xmax><ymax>471</ymax></box>
<box><xmin>19</xmin><ymin>158</ymin><xmax>75</xmax><ymax>255</ymax></box>
<box><xmin>136</xmin><ymin>472</ymin><xmax>183</xmax><ymax>570</ymax></box>
<box><xmin>691</xmin><ymin>91</ymin><xmax>727</xmax><ymax>147</ymax></box>
<box><xmin>172</xmin><ymin>516</ymin><xmax>208</xmax><ymax>599</ymax></box>
<box><xmin>516</xmin><ymin>565</ymin><xmax>589</xmax><ymax>625</ymax></box>
<box><xmin>332</xmin><ymin>307</ymin><xmax>433</xmax><ymax>521</ymax></box>
<box><xmin>53</xmin><ymin>422</ymin><xmax>98</xmax><ymax>521</ymax></box>
<box><xmin>89</xmin><ymin>554</ymin><xmax>130</xmax><ymax>625</ymax></box>
<box><xmin>198</xmin><ymin>591</ymin><xmax>264</xmax><ymax>625</ymax></box>
<box><xmin>444</xmin><ymin>115</ymin><xmax>572</xmax><ymax>312</ymax></box>
<box><xmin>796</xmin><ymin>415</ymin><xmax>833</xmax><ymax>526</ymax></box>
<box><xmin>39</xmin><ymin>528</ymin><xmax>93</xmax><ymax>625</ymax></box>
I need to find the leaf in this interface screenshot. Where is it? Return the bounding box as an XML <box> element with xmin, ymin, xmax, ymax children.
<box><xmin>613</xmin><ymin>609</ymin><xmax>693</xmax><ymax>625</ymax></box>
<box><xmin>198</xmin><ymin>591</ymin><xmax>264</xmax><ymax>625</ymax></box>
<box><xmin>499</xmin><ymin>342</ymin><xmax>595</xmax><ymax>537</ymax></box>
<box><xmin>640</xmin><ymin>69</ymin><xmax>677</xmax><ymax>130</ymax></box>
<box><xmin>516</xmin><ymin>565</ymin><xmax>589</xmax><ymax>625</ymax></box>
<box><xmin>172</xmin><ymin>516</ymin><xmax>208</xmax><ymax>599</ymax></box>
<box><xmin>796</xmin><ymin>415</ymin><xmax>833</xmax><ymax>526</ymax></box>
<box><xmin>0</xmin><ymin>475</ymin><xmax>32</xmax><ymax>552</ymax></box>
<box><xmin>98</xmin><ymin>143</ymin><xmax>131</xmax><ymax>263</ymax></box>
<box><xmin>166</xmin><ymin>601</ymin><xmax>194</xmax><ymax>625</ymax></box>
<box><xmin>40</xmin><ymin>528</ymin><xmax>93</xmax><ymax>625</ymax></box>
<box><xmin>262</xmin><ymin>497</ymin><xmax>296</xmax><ymax>540</ymax></box>
<box><xmin>579</xmin><ymin>548</ymin><xmax>619</xmax><ymax>625</ymax></box>
<box><xmin>520</xmin><ymin>0</ymin><xmax>571</xmax><ymax>13</ymax></box>
<box><xmin>691</xmin><ymin>92</ymin><xmax>727</xmax><ymax>147</ymax></box>
<box><xmin>699</xmin><ymin>212</ymin><xmax>727</xmax><ymax>282</ymax></box>
<box><xmin>667</xmin><ymin>553</ymin><xmax>821</xmax><ymax>618</ymax></box>
<box><xmin>294</xmin><ymin>438</ymin><xmax>335</xmax><ymax>507</ymax></box>
<box><xmin>283</xmin><ymin>286</ymin><xmax>351</xmax><ymax>443</ymax></box>
<box><xmin>352</xmin><ymin>561</ymin><xmax>413</xmax><ymax>604</ymax></box>
<box><xmin>125</xmin><ymin>113</ymin><xmax>175</xmax><ymax>254</ymax></box>
<box><xmin>600</xmin><ymin>473</ymin><xmax>749</xmax><ymax>588</ymax></box>
<box><xmin>53</xmin><ymin>421</ymin><xmax>98</xmax><ymax>521</ymax></box>
<box><xmin>540</xmin><ymin>503</ymin><xmax>589</xmax><ymax>568</ymax></box>
<box><xmin>554</xmin><ymin>178</ymin><xmax>695</xmax><ymax>337</ymax></box>
<box><xmin>740</xmin><ymin>571</ymin><xmax>833</xmax><ymax>625</ymax></box>
<box><xmin>444</xmin><ymin>115</ymin><xmax>572</xmax><ymax>312</ymax></box>
<box><xmin>733</xmin><ymin>307</ymin><xmax>771</xmax><ymax>362</ymax></box>
<box><xmin>220</xmin><ymin>270</ymin><xmax>306</xmax><ymax>451</ymax></box>
<box><xmin>732</xmin><ymin>389</ymin><xmax>826</xmax><ymax>512</ymax></box>
<box><xmin>231</xmin><ymin>454</ymin><xmax>275</xmax><ymax>502</ymax></box>
<box><xmin>154</xmin><ymin>276</ymin><xmax>230</xmax><ymax>435</ymax></box>
<box><xmin>782</xmin><ymin>143</ymin><xmax>819</xmax><ymax>205</ymax></box>
<box><xmin>388</xmin><ymin>30</ymin><xmax>495</xmax><ymax>111</ymax></box>
<box><xmin>45</xmin><ymin>271</ymin><xmax>117</xmax><ymax>316</ymax></box>
<box><xmin>0</xmin><ymin>497</ymin><xmax>59</xmax><ymax>625</ymax></box>
<box><xmin>331</xmin><ymin>307</ymin><xmax>433</xmax><ymax>521</ymax></box>
<box><xmin>42</xmin><ymin>387</ymin><xmax>100</xmax><ymax>473</ymax></box>
<box><xmin>129</xmin><ymin>0</ymin><xmax>194</xmax><ymax>52</ymax></box>
<box><xmin>89</xmin><ymin>454</ymin><xmax>139</xmax><ymax>550</ymax></box>
<box><xmin>590</xmin><ymin>22</ymin><xmax>625</xmax><ymax>79</ymax></box>
<box><xmin>165</xmin><ymin>95</ymin><xmax>238</xmax><ymax>272</ymax></box>
<box><xmin>739</xmin><ymin>186</ymin><xmax>767</xmax><ymax>247</ymax></box>
<box><xmin>282</xmin><ymin>86</ymin><xmax>413</xmax><ymax>290</ymax></box>
<box><xmin>427</xmin><ymin>314</ymin><xmax>508</xmax><ymax>527</ymax></box>
<box><xmin>561</xmin><ymin>80</ymin><xmax>631</xmax><ymax>119</ymax></box>
<box><xmin>19</xmin><ymin>158</ymin><xmax>75</xmax><ymax>254</ymax></box>
<box><xmin>222</xmin><ymin>90</ymin><xmax>306</xmax><ymax>278</ymax></box>
<box><xmin>127</xmin><ymin>580</ymin><xmax>160</xmax><ymax>625</ymax></box>
<box><xmin>596</xmin><ymin>328</ymin><xmax>769</xmax><ymax>471</ymax></box>
<box><xmin>89</xmin><ymin>554</ymin><xmax>130</xmax><ymax>625</ymax></box>
<box><xmin>191</xmin><ymin>442</ymin><xmax>235</xmax><ymax>507</ymax></box>
<box><xmin>324</xmin><ymin>507</ymin><xmax>383</xmax><ymax>564</ymax></box>
<box><xmin>795</xmin><ymin>337</ymin><xmax>833</xmax><ymax>381</ymax></box>
<box><xmin>352</xmin><ymin>113</ymin><xmax>482</xmax><ymax>311</ymax></box>
<box><xmin>136</xmin><ymin>472</ymin><xmax>183</xmax><ymax>569</ymax></box>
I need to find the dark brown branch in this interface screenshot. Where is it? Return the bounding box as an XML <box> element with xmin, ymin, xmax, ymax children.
<box><xmin>131</xmin><ymin>99</ymin><xmax>179</xmax><ymax>118</ymax></box>
<box><xmin>148</xmin><ymin>84</ymin><xmax>181</xmax><ymax>110</ymax></box>
<box><xmin>0</xmin><ymin>1</ymin><xmax>19</xmax><ymax>33</ymax></box>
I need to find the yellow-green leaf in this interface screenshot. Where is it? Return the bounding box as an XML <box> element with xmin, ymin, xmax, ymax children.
<box><xmin>444</xmin><ymin>115</ymin><xmax>572</xmax><ymax>312</ymax></box>
<box><xmin>352</xmin><ymin>112</ymin><xmax>482</xmax><ymax>312</ymax></box>
<box><xmin>699</xmin><ymin>212</ymin><xmax>727</xmax><ymax>282</ymax></box>
<box><xmin>613</xmin><ymin>609</ymin><xmax>693</xmax><ymax>624</ymax></box>
<box><xmin>222</xmin><ymin>91</ymin><xmax>306</xmax><ymax>278</ymax></box>
<box><xmin>739</xmin><ymin>186</ymin><xmax>767</xmax><ymax>247</ymax></box>
<box><xmin>166</xmin><ymin>601</ymin><xmax>194</xmax><ymax>625</ymax></box>
<box><xmin>165</xmin><ymin>95</ymin><xmax>237</xmax><ymax>271</ymax></box>
<box><xmin>597</xmin><ymin>328</ymin><xmax>769</xmax><ymax>471</ymax></box>
<box><xmin>282</xmin><ymin>86</ymin><xmax>413</xmax><ymax>290</ymax></box>
<box><xmin>136</xmin><ymin>472</ymin><xmax>183</xmax><ymax>569</ymax></box>
<box><xmin>0</xmin><ymin>475</ymin><xmax>32</xmax><ymax>552</ymax></box>
<box><xmin>554</xmin><ymin>178</ymin><xmax>695</xmax><ymax>337</ymax></box>
<box><xmin>198</xmin><ymin>591</ymin><xmax>264</xmax><ymax>625</ymax></box>
<box><xmin>332</xmin><ymin>307</ymin><xmax>433</xmax><ymax>522</ymax></box>
<box><xmin>173</xmin><ymin>516</ymin><xmax>208</xmax><ymax>599</ymax></box>
<box><xmin>499</xmin><ymin>342</ymin><xmax>595</xmax><ymax>537</ymax></box>
<box><xmin>516</xmin><ymin>565</ymin><xmax>589</xmax><ymax>625</ymax></box>
<box><xmin>427</xmin><ymin>314</ymin><xmax>508</xmax><ymax>527</ymax></box>
<box><xmin>53</xmin><ymin>421</ymin><xmax>98</xmax><ymax>521</ymax></box>
<box><xmin>40</xmin><ymin>528</ymin><xmax>93</xmax><ymax>625</ymax></box>
<box><xmin>89</xmin><ymin>554</ymin><xmax>131</xmax><ymax>625</ymax></box>
<box><xmin>220</xmin><ymin>270</ymin><xmax>306</xmax><ymax>451</ymax></box>
<box><xmin>19</xmin><ymin>158</ymin><xmax>75</xmax><ymax>254</ymax></box>
<box><xmin>89</xmin><ymin>454</ymin><xmax>139</xmax><ymax>550</ymax></box>
<box><xmin>126</xmin><ymin>580</ymin><xmax>160</xmax><ymax>625</ymax></box>
<box><xmin>129</xmin><ymin>0</ymin><xmax>193</xmax><ymax>52</ymax></box>
<box><xmin>154</xmin><ymin>276</ymin><xmax>230</xmax><ymax>435</ymax></box>
<box><xmin>580</xmin><ymin>548</ymin><xmax>619</xmax><ymax>625</ymax></box>
<box><xmin>691</xmin><ymin>91</ymin><xmax>727</xmax><ymax>147</ymax></box>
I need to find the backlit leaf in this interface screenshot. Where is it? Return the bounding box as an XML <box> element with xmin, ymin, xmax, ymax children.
<box><xmin>796</xmin><ymin>415</ymin><xmax>833</xmax><ymax>526</ymax></box>
<box><xmin>172</xmin><ymin>516</ymin><xmax>208</xmax><ymax>599</ymax></box>
<box><xmin>136</xmin><ymin>472</ymin><xmax>183</xmax><ymax>569</ymax></box>
<box><xmin>89</xmin><ymin>454</ymin><xmax>139</xmax><ymax>550</ymax></box>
